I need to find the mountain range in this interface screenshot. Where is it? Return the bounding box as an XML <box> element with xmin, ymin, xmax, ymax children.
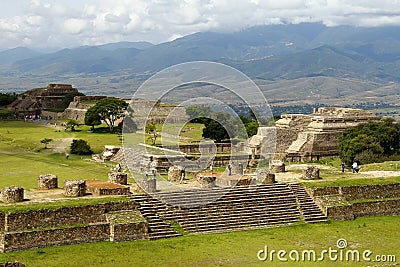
<box><xmin>0</xmin><ymin>23</ymin><xmax>399</xmax><ymax>108</ymax></box>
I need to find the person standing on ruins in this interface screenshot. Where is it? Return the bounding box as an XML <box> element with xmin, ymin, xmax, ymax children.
<box><xmin>340</xmin><ymin>162</ymin><xmax>345</xmax><ymax>172</ymax></box>
<box><xmin>227</xmin><ymin>163</ymin><xmax>232</xmax><ymax>176</ymax></box>
<box><xmin>352</xmin><ymin>162</ymin><xmax>358</xmax><ymax>173</ymax></box>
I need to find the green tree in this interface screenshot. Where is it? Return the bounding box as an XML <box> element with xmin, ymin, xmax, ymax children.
<box><xmin>90</xmin><ymin>98</ymin><xmax>128</xmax><ymax>133</ymax></box>
<box><xmin>66</xmin><ymin>119</ymin><xmax>80</xmax><ymax>132</ymax></box>
<box><xmin>145</xmin><ymin>121</ymin><xmax>158</xmax><ymax>145</ymax></box>
<box><xmin>40</xmin><ymin>138</ymin><xmax>53</xmax><ymax>149</ymax></box>
<box><xmin>70</xmin><ymin>139</ymin><xmax>93</xmax><ymax>155</ymax></box>
<box><xmin>338</xmin><ymin>119</ymin><xmax>400</xmax><ymax>164</ymax></box>
<box><xmin>245</xmin><ymin>121</ymin><xmax>259</xmax><ymax>137</ymax></box>
<box><xmin>202</xmin><ymin>119</ymin><xmax>230</xmax><ymax>142</ymax></box>
<box><xmin>186</xmin><ymin>105</ymin><xmax>212</xmax><ymax>124</ymax></box>
<box><xmin>0</xmin><ymin>93</ymin><xmax>18</xmax><ymax>106</ymax></box>
<box><xmin>84</xmin><ymin>107</ymin><xmax>101</xmax><ymax>131</ymax></box>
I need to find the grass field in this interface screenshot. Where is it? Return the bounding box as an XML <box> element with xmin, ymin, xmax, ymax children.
<box><xmin>0</xmin><ymin>121</ymin><xmax>122</xmax><ymax>188</ymax></box>
<box><xmin>0</xmin><ymin>216</ymin><xmax>398</xmax><ymax>266</ymax></box>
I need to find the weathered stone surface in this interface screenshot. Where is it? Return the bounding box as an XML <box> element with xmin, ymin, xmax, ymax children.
<box><xmin>64</xmin><ymin>180</ymin><xmax>86</xmax><ymax>197</ymax></box>
<box><xmin>38</xmin><ymin>174</ymin><xmax>58</xmax><ymax>190</ymax></box>
<box><xmin>269</xmin><ymin>160</ymin><xmax>285</xmax><ymax>173</ymax></box>
<box><xmin>168</xmin><ymin>166</ymin><xmax>184</xmax><ymax>182</ymax></box>
<box><xmin>8</xmin><ymin>84</ymin><xmax>77</xmax><ymax>116</ymax></box>
<box><xmin>263</xmin><ymin>173</ymin><xmax>276</xmax><ymax>184</ymax></box>
<box><xmin>86</xmin><ymin>180</ymin><xmax>130</xmax><ymax>196</ymax></box>
<box><xmin>1</xmin><ymin>187</ymin><xmax>24</xmax><ymax>203</ymax></box>
<box><xmin>256</xmin><ymin>169</ymin><xmax>268</xmax><ymax>181</ymax></box>
<box><xmin>234</xmin><ymin>177</ymin><xmax>253</xmax><ymax>187</ymax></box>
<box><xmin>143</xmin><ymin>178</ymin><xmax>157</xmax><ymax>193</ymax></box>
<box><xmin>108</xmin><ymin>171</ymin><xmax>127</xmax><ymax>185</ymax></box>
<box><xmin>196</xmin><ymin>174</ymin><xmax>216</xmax><ymax>188</ymax></box>
<box><xmin>232</xmin><ymin>163</ymin><xmax>244</xmax><ymax>175</ymax></box>
<box><xmin>302</xmin><ymin>166</ymin><xmax>320</xmax><ymax>180</ymax></box>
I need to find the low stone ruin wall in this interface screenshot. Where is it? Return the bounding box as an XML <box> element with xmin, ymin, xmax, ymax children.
<box><xmin>1</xmin><ymin>224</ymin><xmax>110</xmax><ymax>252</ymax></box>
<box><xmin>308</xmin><ymin>183</ymin><xmax>400</xmax><ymax>220</ymax></box>
<box><xmin>308</xmin><ymin>184</ymin><xmax>400</xmax><ymax>200</ymax></box>
<box><xmin>0</xmin><ymin>201</ymin><xmax>148</xmax><ymax>252</ymax></box>
<box><xmin>111</xmin><ymin>222</ymin><xmax>148</xmax><ymax>242</ymax></box>
<box><xmin>1</xmin><ymin>202</ymin><xmax>136</xmax><ymax>232</ymax></box>
<box><xmin>340</xmin><ymin>184</ymin><xmax>400</xmax><ymax>200</ymax></box>
<box><xmin>325</xmin><ymin>199</ymin><xmax>400</xmax><ymax>220</ymax></box>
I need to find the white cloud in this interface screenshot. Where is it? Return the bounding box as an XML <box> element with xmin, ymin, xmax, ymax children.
<box><xmin>1</xmin><ymin>0</ymin><xmax>400</xmax><ymax>49</ymax></box>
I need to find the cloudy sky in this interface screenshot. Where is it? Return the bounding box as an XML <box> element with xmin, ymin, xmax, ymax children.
<box><xmin>1</xmin><ymin>0</ymin><xmax>400</xmax><ymax>50</ymax></box>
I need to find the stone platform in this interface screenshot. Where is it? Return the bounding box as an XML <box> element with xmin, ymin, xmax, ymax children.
<box><xmin>86</xmin><ymin>180</ymin><xmax>130</xmax><ymax>196</ymax></box>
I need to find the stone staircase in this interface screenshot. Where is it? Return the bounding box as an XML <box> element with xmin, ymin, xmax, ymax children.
<box><xmin>132</xmin><ymin>184</ymin><xmax>309</xmax><ymax>234</ymax></box>
<box><xmin>130</xmin><ymin>194</ymin><xmax>182</xmax><ymax>240</ymax></box>
<box><xmin>288</xmin><ymin>183</ymin><xmax>328</xmax><ymax>223</ymax></box>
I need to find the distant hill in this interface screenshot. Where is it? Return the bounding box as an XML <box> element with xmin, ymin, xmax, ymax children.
<box><xmin>1</xmin><ymin>23</ymin><xmax>400</xmax><ymax>107</ymax></box>
<box><xmin>0</xmin><ymin>47</ymin><xmax>42</xmax><ymax>65</ymax></box>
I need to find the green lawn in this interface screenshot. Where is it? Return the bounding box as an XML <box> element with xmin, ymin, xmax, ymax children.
<box><xmin>0</xmin><ymin>121</ymin><xmax>122</xmax><ymax>189</ymax></box>
<box><xmin>0</xmin><ymin>216</ymin><xmax>398</xmax><ymax>267</ymax></box>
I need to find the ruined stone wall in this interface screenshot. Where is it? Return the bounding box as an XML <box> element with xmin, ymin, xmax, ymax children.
<box><xmin>325</xmin><ymin>200</ymin><xmax>400</xmax><ymax>220</ymax></box>
<box><xmin>1</xmin><ymin>224</ymin><xmax>110</xmax><ymax>252</ymax></box>
<box><xmin>111</xmin><ymin>222</ymin><xmax>148</xmax><ymax>242</ymax></box>
<box><xmin>3</xmin><ymin>202</ymin><xmax>136</xmax><ymax>232</ymax></box>
<box><xmin>162</xmin><ymin>143</ymin><xmax>232</xmax><ymax>154</ymax></box>
<box><xmin>129</xmin><ymin>99</ymin><xmax>189</xmax><ymax>129</ymax></box>
<box><xmin>308</xmin><ymin>184</ymin><xmax>400</xmax><ymax>200</ymax></box>
<box><xmin>61</xmin><ymin>96</ymin><xmax>106</xmax><ymax>122</ymax></box>
<box><xmin>0</xmin><ymin>201</ymin><xmax>149</xmax><ymax>252</ymax></box>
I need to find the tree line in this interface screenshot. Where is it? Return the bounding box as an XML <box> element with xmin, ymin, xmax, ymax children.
<box><xmin>186</xmin><ymin>105</ymin><xmax>259</xmax><ymax>142</ymax></box>
<box><xmin>339</xmin><ymin>118</ymin><xmax>400</xmax><ymax>164</ymax></box>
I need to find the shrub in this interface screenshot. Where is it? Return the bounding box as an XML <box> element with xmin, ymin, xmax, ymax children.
<box><xmin>70</xmin><ymin>139</ymin><xmax>93</xmax><ymax>155</ymax></box>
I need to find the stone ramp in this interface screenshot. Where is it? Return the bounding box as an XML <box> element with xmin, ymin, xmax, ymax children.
<box><xmin>288</xmin><ymin>183</ymin><xmax>327</xmax><ymax>223</ymax></box>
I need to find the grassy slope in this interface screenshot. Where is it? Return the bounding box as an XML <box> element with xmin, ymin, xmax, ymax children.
<box><xmin>0</xmin><ymin>216</ymin><xmax>398</xmax><ymax>266</ymax></box>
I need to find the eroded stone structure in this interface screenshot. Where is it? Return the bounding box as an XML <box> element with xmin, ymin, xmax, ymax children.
<box><xmin>129</xmin><ymin>98</ymin><xmax>189</xmax><ymax>129</ymax></box>
<box><xmin>64</xmin><ymin>180</ymin><xmax>86</xmax><ymax>197</ymax></box>
<box><xmin>196</xmin><ymin>174</ymin><xmax>216</xmax><ymax>188</ymax></box>
<box><xmin>250</xmin><ymin>108</ymin><xmax>380</xmax><ymax>162</ymax></box>
<box><xmin>62</xmin><ymin>95</ymin><xmax>106</xmax><ymax>121</ymax></box>
<box><xmin>8</xmin><ymin>84</ymin><xmax>77</xmax><ymax>116</ymax></box>
<box><xmin>108</xmin><ymin>171</ymin><xmax>128</xmax><ymax>185</ymax></box>
<box><xmin>1</xmin><ymin>186</ymin><xmax>24</xmax><ymax>203</ymax></box>
<box><xmin>302</xmin><ymin>166</ymin><xmax>320</xmax><ymax>180</ymax></box>
<box><xmin>38</xmin><ymin>174</ymin><xmax>58</xmax><ymax>190</ymax></box>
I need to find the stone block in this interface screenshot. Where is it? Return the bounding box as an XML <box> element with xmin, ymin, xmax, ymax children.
<box><xmin>38</xmin><ymin>174</ymin><xmax>58</xmax><ymax>190</ymax></box>
<box><xmin>168</xmin><ymin>166</ymin><xmax>184</xmax><ymax>182</ymax></box>
<box><xmin>197</xmin><ymin>174</ymin><xmax>216</xmax><ymax>188</ymax></box>
<box><xmin>263</xmin><ymin>173</ymin><xmax>276</xmax><ymax>184</ymax></box>
<box><xmin>302</xmin><ymin>166</ymin><xmax>320</xmax><ymax>180</ymax></box>
<box><xmin>269</xmin><ymin>160</ymin><xmax>285</xmax><ymax>173</ymax></box>
<box><xmin>64</xmin><ymin>180</ymin><xmax>86</xmax><ymax>197</ymax></box>
<box><xmin>1</xmin><ymin>186</ymin><xmax>24</xmax><ymax>203</ymax></box>
<box><xmin>233</xmin><ymin>163</ymin><xmax>244</xmax><ymax>175</ymax></box>
<box><xmin>108</xmin><ymin>171</ymin><xmax>128</xmax><ymax>185</ymax></box>
<box><xmin>143</xmin><ymin>178</ymin><xmax>156</xmax><ymax>193</ymax></box>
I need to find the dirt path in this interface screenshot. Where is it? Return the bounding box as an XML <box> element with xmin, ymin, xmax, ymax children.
<box><xmin>51</xmin><ymin>138</ymin><xmax>74</xmax><ymax>154</ymax></box>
